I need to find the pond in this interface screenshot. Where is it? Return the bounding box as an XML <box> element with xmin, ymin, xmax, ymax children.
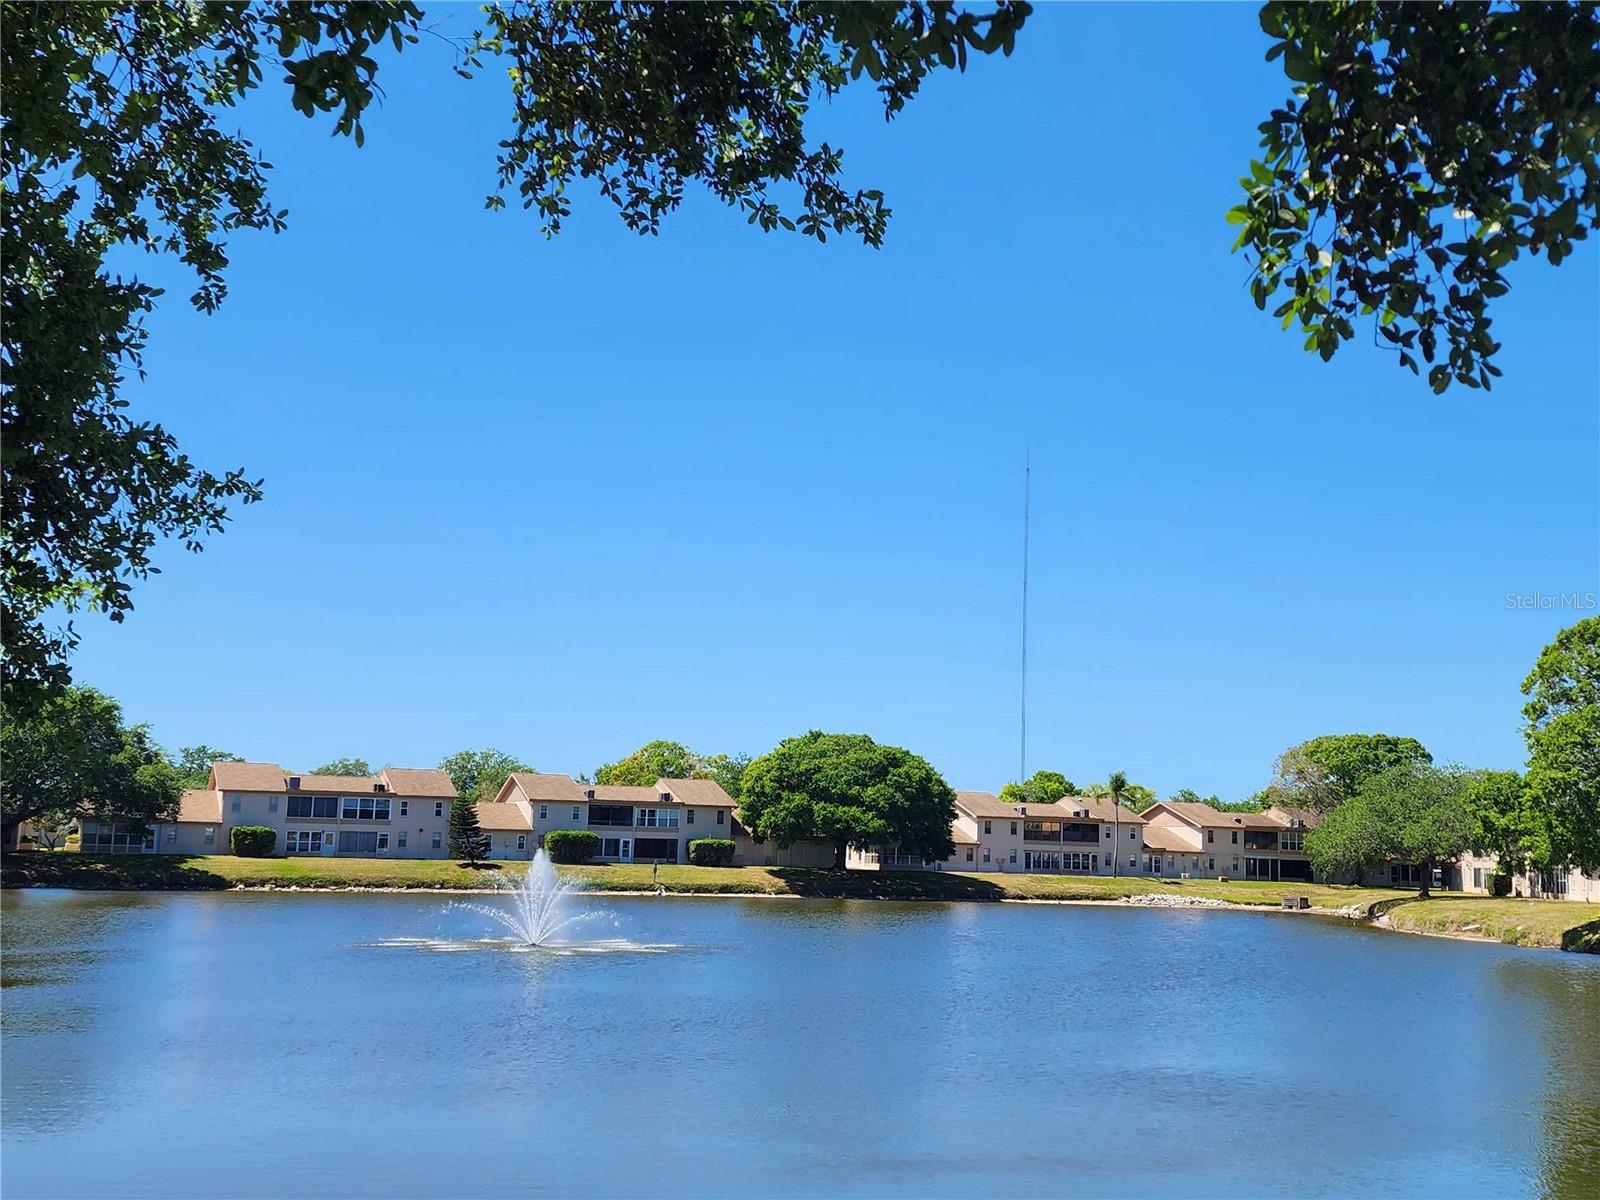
<box><xmin>3</xmin><ymin>889</ymin><xmax>1597</xmax><ymax>1198</ymax></box>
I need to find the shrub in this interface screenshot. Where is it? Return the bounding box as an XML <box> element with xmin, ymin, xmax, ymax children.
<box><xmin>545</xmin><ymin>830</ymin><xmax>599</xmax><ymax>864</ymax></box>
<box><xmin>230</xmin><ymin>825</ymin><xmax>277</xmax><ymax>857</ymax></box>
<box><xmin>687</xmin><ymin>838</ymin><xmax>736</xmax><ymax>867</ymax></box>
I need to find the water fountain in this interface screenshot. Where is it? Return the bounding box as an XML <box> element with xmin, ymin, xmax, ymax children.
<box><xmin>454</xmin><ymin>849</ymin><xmax>599</xmax><ymax>947</ymax></box>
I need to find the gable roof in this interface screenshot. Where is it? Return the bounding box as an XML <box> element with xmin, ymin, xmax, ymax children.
<box><xmin>175</xmin><ymin>789</ymin><xmax>222</xmax><ymax>823</ymax></box>
<box><xmin>955</xmin><ymin>791</ymin><xmax>1024</xmax><ymax>819</ymax></box>
<box><xmin>474</xmin><ymin>802</ymin><xmax>533</xmax><ymax>832</ymax></box>
<box><xmin>1054</xmin><ymin>797</ymin><xmax>1147</xmax><ymax>825</ymax></box>
<box><xmin>209</xmin><ymin>761</ymin><xmax>288</xmax><ymax>792</ymax></box>
<box><xmin>502</xmin><ymin>773</ymin><xmax>591</xmax><ymax>803</ymax></box>
<box><xmin>380</xmin><ymin>767</ymin><xmax>456</xmax><ymax>798</ymax></box>
<box><xmin>292</xmin><ymin>774</ymin><xmax>380</xmax><ymax>793</ymax></box>
<box><xmin>1141</xmin><ymin>825</ymin><xmax>1201</xmax><ymax>854</ymax></box>
<box><xmin>590</xmin><ymin>784</ymin><xmax>665</xmax><ymax>803</ymax></box>
<box><xmin>1144</xmin><ymin>801</ymin><xmax>1286</xmax><ymax>830</ymax></box>
<box><xmin>656</xmin><ymin>778</ymin><xmax>734</xmax><ymax>807</ymax></box>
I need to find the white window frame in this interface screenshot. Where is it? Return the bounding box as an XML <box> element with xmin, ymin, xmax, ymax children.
<box><xmin>435</xmin><ymin>802</ymin><xmax>444</xmax><ymax>818</ymax></box>
<box><xmin>400</xmin><ymin>801</ymin><xmax>409</xmax><ymax>816</ymax></box>
<box><xmin>539</xmin><ymin>804</ymin><xmax>548</xmax><ymax>820</ymax></box>
<box><xmin>432</xmin><ymin>832</ymin><xmax>442</xmax><ymax>849</ymax></box>
<box><xmin>516</xmin><ymin>834</ymin><xmax>527</xmax><ymax>851</ymax></box>
<box><xmin>204</xmin><ymin>826</ymin><xmax>215</xmax><ymax>845</ymax></box>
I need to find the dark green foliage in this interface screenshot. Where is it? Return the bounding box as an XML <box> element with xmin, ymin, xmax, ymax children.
<box><xmin>310</xmin><ymin>758</ymin><xmax>374</xmax><ymax>777</ymax></box>
<box><xmin>687</xmin><ymin>838</ymin><xmax>736</xmax><ymax>867</ymax></box>
<box><xmin>593</xmin><ymin>740</ymin><xmax>750</xmax><ymax>797</ymax></box>
<box><xmin>229</xmin><ymin>825</ymin><xmax>277</xmax><ymax>858</ymax></box>
<box><xmin>1270</xmin><ymin>733</ymin><xmax>1432</xmax><ymax>811</ymax></box>
<box><xmin>1</xmin><ymin>686</ymin><xmax>180</xmax><ymax>837</ymax></box>
<box><xmin>447</xmin><ymin>796</ymin><xmax>489</xmax><ymax>864</ymax></box>
<box><xmin>1234</xmin><ymin>2</ymin><xmax>1599</xmax><ymax>389</ymax></box>
<box><xmin>544</xmin><ymin>830</ymin><xmax>599</xmax><ymax>864</ymax></box>
<box><xmin>174</xmin><ymin>746</ymin><xmax>242</xmax><ymax>791</ymax></box>
<box><xmin>1522</xmin><ymin>617</ymin><xmax>1600</xmax><ymax>872</ymax></box>
<box><xmin>739</xmin><ymin>731</ymin><xmax>956</xmax><ymax>869</ymax></box>
<box><xmin>439</xmin><ymin>748</ymin><xmax>535</xmax><ymax>805</ymax></box>
<box><xmin>1306</xmin><ymin>763</ymin><xmax>1475</xmax><ymax>897</ymax></box>
<box><xmin>998</xmin><ymin>770</ymin><xmax>1077</xmax><ymax>807</ymax></box>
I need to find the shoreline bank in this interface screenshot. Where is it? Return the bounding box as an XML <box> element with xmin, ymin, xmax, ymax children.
<box><xmin>7</xmin><ymin>857</ymin><xmax>1595</xmax><ymax>952</ymax></box>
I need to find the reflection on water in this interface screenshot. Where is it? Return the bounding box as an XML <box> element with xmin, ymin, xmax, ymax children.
<box><xmin>2</xmin><ymin>888</ymin><xmax>1597</xmax><ymax>1199</ymax></box>
<box><xmin>367</xmin><ymin>936</ymin><xmax>678</xmax><ymax>955</ymax></box>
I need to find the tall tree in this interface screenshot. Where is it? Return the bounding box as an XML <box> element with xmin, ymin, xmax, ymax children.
<box><xmin>1463</xmin><ymin>769</ymin><xmax>1534</xmax><ymax>887</ymax></box>
<box><xmin>310</xmin><ymin>758</ymin><xmax>374</xmax><ymax>778</ymax></box>
<box><xmin>1107</xmin><ymin>771</ymin><xmax>1129</xmax><ymax>877</ymax></box>
<box><xmin>174</xmin><ymin>745</ymin><xmax>242</xmax><ymax>791</ymax></box>
<box><xmin>1521</xmin><ymin>617</ymin><xmax>1600</xmax><ymax>872</ymax></box>
<box><xmin>1</xmin><ymin>687</ymin><xmax>181</xmax><ymax>848</ymax></box>
<box><xmin>1305</xmin><ymin>763</ymin><xmax>1474</xmax><ymax>898</ymax></box>
<box><xmin>700</xmin><ymin>752</ymin><xmax>752</xmax><ymax>800</ymax></box>
<box><xmin>739</xmin><ymin>731</ymin><xmax>956</xmax><ymax>870</ymax></box>
<box><xmin>439</xmin><ymin>748</ymin><xmax>535</xmax><ymax>806</ymax></box>
<box><xmin>1236</xmin><ymin>2</ymin><xmax>1599</xmax><ymax>390</ymax></box>
<box><xmin>1268</xmin><ymin>733</ymin><xmax>1432</xmax><ymax>812</ymax></box>
<box><xmin>594</xmin><ymin>740</ymin><xmax>701</xmax><ymax>786</ymax></box>
<box><xmin>447</xmin><ymin>794</ymin><xmax>490</xmax><ymax>866</ymax></box>
<box><xmin>998</xmin><ymin>769</ymin><xmax>1077</xmax><ymax>807</ymax></box>
<box><xmin>1</xmin><ymin>1</ymin><xmax>1031</xmax><ymax>712</ymax></box>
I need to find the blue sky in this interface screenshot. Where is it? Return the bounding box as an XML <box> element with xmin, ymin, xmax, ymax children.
<box><xmin>74</xmin><ymin>4</ymin><xmax>1598</xmax><ymax>798</ymax></box>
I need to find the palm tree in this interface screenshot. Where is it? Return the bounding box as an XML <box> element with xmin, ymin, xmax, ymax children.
<box><xmin>1108</xmin><ymin>771</ymin><xmax>1128</xmax><ymax>878</ymax></box>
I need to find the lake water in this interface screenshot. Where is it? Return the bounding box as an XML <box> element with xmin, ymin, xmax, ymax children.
<box><xmin>3</xmin><ymin>889</ymin><xmax>1598</xmax><ymax>1199</ymax></box>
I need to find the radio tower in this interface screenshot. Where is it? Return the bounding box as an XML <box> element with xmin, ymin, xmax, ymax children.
<box><xmin>1019</xmin><ymin>449</ymin><xmax>1030</xmax><ymax>786</ymax></box>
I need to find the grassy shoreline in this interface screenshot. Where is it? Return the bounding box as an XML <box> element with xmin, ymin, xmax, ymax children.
<box><xmin>5</xmin><ymin>853</ymin><xmax>1596</xmax><ymax>952</ymax></box>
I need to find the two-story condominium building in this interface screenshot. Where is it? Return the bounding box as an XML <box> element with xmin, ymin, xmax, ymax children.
<box><xmin>1139</xmin><ymin>801</ymin><xmax>1314</xmax><ymax>881</ymax></box>
<box><xmin>848</xmin><ymin>793</ymin><xmax>1147</xmax><ymax>874</ymax></box>
<box><xmin>488</xmin><ymin>773</ymin><xmax>740</xmax><ymax>863</ymax></box>
<box><xmin>84</xmin><ymin>762</ymin><xmax>461</xmax><ymax>858</ymax></box>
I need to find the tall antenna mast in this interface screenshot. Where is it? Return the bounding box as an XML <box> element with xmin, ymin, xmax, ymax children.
<box><xmin>1020</xmin><ymin>447</ymin><xmax>1030</xmax><ymax>784</ymax></box>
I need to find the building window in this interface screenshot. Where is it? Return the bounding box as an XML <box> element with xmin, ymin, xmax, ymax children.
<box><xmin>1104</xmin><ymin>826</ymin><xmax>1112</xmax><ymax>839</ymax></box>
<box><xmin>1129</xmin><ymin>857</ymin><xmax>1137</xmax><ymax>870</ymax></box>
<box><xmin>1208</xmin><ymin>857</ymin><xmax>1215</xmax><ymax>871</ymax></box>
<box><xmin>1231</xmin><ymin>830</ymin><xmax>1239</xmax><ymax>844</ymax></box>
<box><xmin>337</xmin><ymin>831</ymin><xmax>387</xmax><ymax>854</ymax></box>
<box><xmin>716</xmin><ymin>810</ymin><xmax>725</xmax><ymax>825</ymax></box>
<box><xmin>204</xmin><ymin>827</ymin><xmax>215</xmax><ymax>845</ymax></box>
<box><xmin>230</xmin><ymin>797</ymin><xmax>241</xmax><ymax>813</ymax></box>
<box><xmin>1232</xmin><ymin>858</ymin><xmax>1239</xmax><ymax>872</ymax></box>
<box><xmin>434</xmin><ymin>802</ymin><xmax>444</xmax><ymax>818</ymax></box>
<box><xmin>377</xmin><ymin>834</ymin><xmax>388</xmax><ymax>851</ymax></box>
<box><xmin>571</xmin><ymin>806</ymin><xmax>580</xmax><ymax>821</ymax></box>
<box><xmin>268</xmin><ymin>796</ymin><xmax>279</xmax><ymax>813</ymax></box>
<box><xmin>166</xmin><ymin>828</ymin><xmax>177</xmax><ymax>844</ymax></box>
<box><xmin>341</xmin><ymin>796</ymin><xmax>391</xmax><ymax>821</ymax></box>
<box><xmin>984</xmin><ymin>820</ymin><xmax>992</xmax><ymax>834</ymax></box>
<box><xmin>965</xmin><ymin>847</ymin><xmax>974</xmax><ymax>862</ymax></box>
<box><xmin>400</xmin><ymin>801</ymin><xmax>408</xmax><ymax>816</ymax></box>
<box><xmin>1207</xmin><ymin>830</ymin><xmax>1215</xmax><ymax>844</ymax></box>
<box><xmin>398</xmin><ymin>832</ymin><xmax>407</xmax><ymax>849</ymax></box>
<box><xmin>1129</xmin><ymin>828</ymin><xmax>1136</xmax><ymax>839</ymax></box>
<box><xmin>1473</xmin><ymin>867</ymin><xmax>1486</xmax><ymax>889</ymax></box>
<box><xmin>982</xmin><ymin>847</ymin><xmax>991</xmax><ymax>862</ymax></box>
<box><xmin>1010</xmin><ymin>821</ymin><xmax>1018</xmax><ymax>835</ymax></box>
<box><xmin>538</xmin><ymin>804</ymin><xmax>548</xmax><ymax>820</ymax></box>
<box><xmin>686</xmin><ymin>809</ymin><xmax>695</xmax><ymax>825</ymax></box>
<box><xmin>517</xmin><ymin>834</ymin><xmax>527</xmax><ymax>851</ymax></box>
<box><xmin>288</xmin><ymin>795</ymin><xmax>338</xmax><ymax>819</ymax></box>
<box><xmin>432</xmin><ymin>832</ymin><xmax>442</xmax><ymax>849</ymax></box>
<box><xmin>1009</xmin><ymin>849</ymin><xmax>1017</xmax><ymax>864</ymax></box>
<box><xmin>285</xmin><ymin>830</ymin><xmax>324</xmax><ymax>854</ymax></box>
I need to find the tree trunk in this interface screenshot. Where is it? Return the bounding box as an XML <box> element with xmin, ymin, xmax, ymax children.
<box><xmin>1417</xmin><ymin>857</ymin><xmax>1433</xmax><ymax>899</ymax></box>
<box><xmin>833</xmin><ymin>840</ymin><xmax>848</xmax><ymax>871</ymax></box>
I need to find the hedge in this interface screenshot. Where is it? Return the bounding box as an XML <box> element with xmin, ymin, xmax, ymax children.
<box><xmin>544</xmin><ymin>830</ymin><xmax>600</xmax><ymax>864</ymax></box>
<box><xmin>230</xmin><ymin>825</ymin><xmax>277</xmax><ymax>857</ymax></box>
<box><xmin>687</xmin><ymin>838</ymin><xmax>736</xmax><ymax>867</ymax></box>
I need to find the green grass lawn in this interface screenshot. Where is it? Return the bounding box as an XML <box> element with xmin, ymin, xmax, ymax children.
<box><xmin>1379</xmin><ymin>895</ymin><xmax>1600</xmax><ymax>952</ymax></box>
<box><xmin>5</xmin><ymin>852</ymin><xmax>1594</xmax><ymax>952</ymax></box>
